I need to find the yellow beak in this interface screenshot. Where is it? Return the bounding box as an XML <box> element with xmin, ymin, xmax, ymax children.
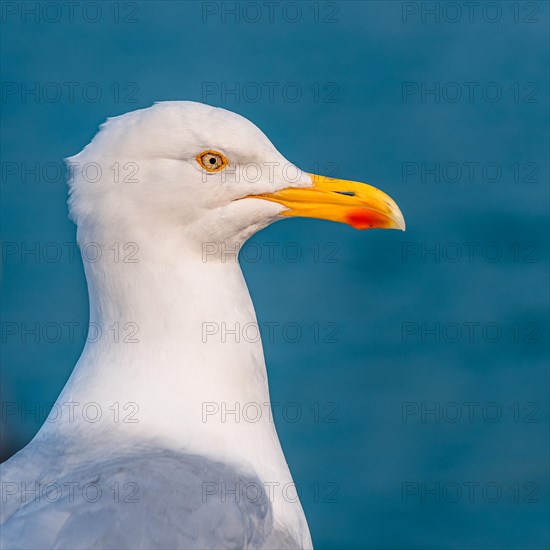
<box><xmin>248</xmin><ymin>173</ymin><xmax>406</xmax><ymax>230</ymax></box>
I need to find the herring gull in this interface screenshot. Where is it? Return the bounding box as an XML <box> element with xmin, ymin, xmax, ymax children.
<box><xmin>0</xmin><ymin>101</ymin><xmax>405</xmax><ymax>550</ymax></box>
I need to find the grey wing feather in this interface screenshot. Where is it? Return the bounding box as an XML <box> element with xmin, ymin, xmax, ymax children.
<box><xmin>1</xmin><ymin>450</ymin><xmax>296</xmax><ymax>550</ymax></box>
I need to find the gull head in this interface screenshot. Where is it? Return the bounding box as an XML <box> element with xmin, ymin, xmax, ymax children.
<box><xmin>67</xmin><ymin>101</ymin><xmax>405</xmax><ymax>248</ymax></box>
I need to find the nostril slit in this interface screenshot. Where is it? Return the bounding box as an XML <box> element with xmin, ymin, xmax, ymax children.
<box><xmin>334</xmin><ymin>191</ymin><xmax>355</xmax><ymax>197</ymax></box>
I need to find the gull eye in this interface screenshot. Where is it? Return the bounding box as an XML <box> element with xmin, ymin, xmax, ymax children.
<box><xmin>197</xmin><ymin>150</ymin><xmax>228</xmax><ymax>172</ymax></box>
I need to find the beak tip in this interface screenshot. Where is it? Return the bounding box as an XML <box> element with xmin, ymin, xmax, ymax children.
<box><xmin>390</xmin><ymin>205</ymin><xmax>406</xmax><ymax>232</ymax></box>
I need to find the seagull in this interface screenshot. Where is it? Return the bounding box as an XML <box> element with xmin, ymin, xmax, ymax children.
<box><xmin>0</xmin><ymin>101</ymin><xmax>405</xmax><ymax>550</ymax></box>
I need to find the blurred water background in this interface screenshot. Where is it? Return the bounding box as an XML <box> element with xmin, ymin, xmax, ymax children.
<box><xmin>1</xmin><ymin>1</ymin><xmax>549</xmax><ymax>548</ymax></box>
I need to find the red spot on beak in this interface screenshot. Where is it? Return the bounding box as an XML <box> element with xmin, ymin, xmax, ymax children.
<box><xmin>345</xmin><ymin>208</ymin><xmax>390</xmax><ymax>230</ymax></box>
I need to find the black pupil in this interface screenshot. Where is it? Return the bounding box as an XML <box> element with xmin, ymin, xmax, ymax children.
<box><xmin>209</xmin><ymin>157</ymin><xmax>217</xmax><ymax>165</ymax></box>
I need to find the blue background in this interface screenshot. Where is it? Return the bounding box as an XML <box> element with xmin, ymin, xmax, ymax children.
<box><xmin>1</xmin><ymin>1</ymin><xmax>549</xmax><ymax>548</ymax></box>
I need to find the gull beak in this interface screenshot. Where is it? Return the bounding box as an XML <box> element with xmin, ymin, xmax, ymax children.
<box><xmin>248</xmin><ymin>174</ymin><xmax>406</xmax><ymax>230</ymax></box>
